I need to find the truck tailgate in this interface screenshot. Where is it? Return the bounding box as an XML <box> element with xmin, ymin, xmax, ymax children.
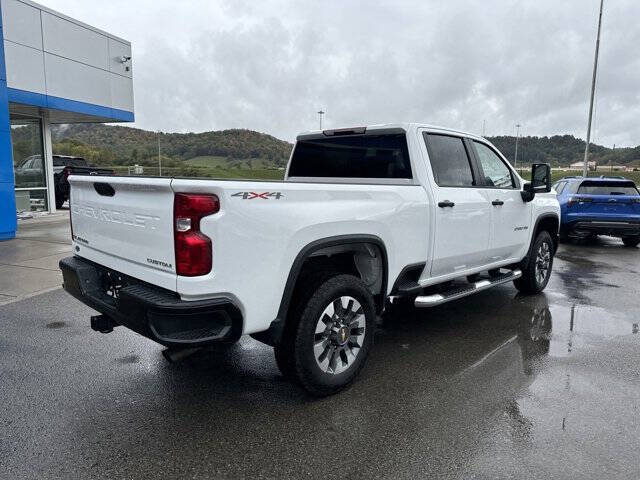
<box><xmin>69</xmin><ymin>176</ymin><xmax>177</xmax><ymax>291</ymax></box>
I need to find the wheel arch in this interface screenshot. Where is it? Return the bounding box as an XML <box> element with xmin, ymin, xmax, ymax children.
<box><xmin>252</xmin><ymin>234</ymin><xmax>388</xmax><ymax>346</ymax></box>
<box><xmin>533</xmin><ymin>213</ymin><xmax>560</xmax><ymax>253</ymax></box>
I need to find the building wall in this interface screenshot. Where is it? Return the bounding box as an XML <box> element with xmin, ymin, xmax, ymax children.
<box><xmin>0</xmin><ymin>0</ymin><xmax>16</xmax><ymax>239</ymax></box>
<box><xmin>1</xmin><ymin>0</ymin><xmax>133</xmax><ymax>120</ymax></box>
<box><xmin>0</xmin><ymin>0</ymin><xmax>135</xmax><ymax>240</ymax></box>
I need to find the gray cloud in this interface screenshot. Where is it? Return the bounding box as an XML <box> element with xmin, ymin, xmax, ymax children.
<box><xmin>43</xmin><ymin>0</ymin><xmax>640</xmax><ymax>146</ymax></box>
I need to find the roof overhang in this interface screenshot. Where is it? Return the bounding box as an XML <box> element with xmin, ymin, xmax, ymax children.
<box><xmin>8</xmin><ymin>88</ymin><xmax>133</xmax><ymax>123</ymax></box>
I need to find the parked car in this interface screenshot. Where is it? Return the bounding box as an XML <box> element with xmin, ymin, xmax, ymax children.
<box><xmin>554</xmin><ymin>176</ymin><xmax>640</xmax><ymax>247</ymax></box>
<box><xmin>52</xmin><ymin>155</ymin><xmax>114</xmax><ymax>209</ymax></box>
<box><xmin>59</xmin><ymin>123</ymin><xmax>560</xmax><ymax>396</ymax></box>
<box><xmin>13</xmin><ymin>154</ymin><xmax>47</xmax><ymax>189</ymax></box>
<box><xmin>14</xmin><ymin>155</ymin><xmax>114</xmax><ymax>209</ymax></box>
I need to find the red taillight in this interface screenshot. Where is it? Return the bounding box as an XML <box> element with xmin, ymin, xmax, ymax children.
<box><xmin>174</xmin><ymin>193</ymin><xmax>219</xmax><ymax>276</ymax></box>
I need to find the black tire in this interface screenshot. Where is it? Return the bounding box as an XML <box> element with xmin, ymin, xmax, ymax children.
<box><xmin>273</xmin><ymin>271</ymin><xmax>336</xmax><ymax>384</ymax></box>
<box><xmin>622</xmin><ymin>236</ymin><xmax>640</xmax><ymax>248</ymax></box>
<box><xmin>586</xmin><ymin>234</ymin><xmax>599</xmax><ymax>244</ymax></box>
<box><xmin>514</xmin><ymin>231</ymin><xmax>554</xmax><ymax>294</ymax></box>
<box><xmin>277</xmin><ymin>274</ymin><xmax>375</xmax><ymax>396</ymax></box>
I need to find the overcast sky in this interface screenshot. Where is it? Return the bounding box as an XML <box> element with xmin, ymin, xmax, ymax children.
<box><xmin>42</xmin><ymin>0</ymin><xmax>640</xmax><ymax>146</ymax></box>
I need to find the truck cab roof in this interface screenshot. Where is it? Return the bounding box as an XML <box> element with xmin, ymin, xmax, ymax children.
<box><xmin>297</xmin><ymin>123</ymin><xmax>486</xmax><ymax>142</ymax></box>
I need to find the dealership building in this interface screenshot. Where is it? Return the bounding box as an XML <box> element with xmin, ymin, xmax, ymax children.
<box><xmin>0</xmin><ymin>0</ymin><xmax>134</xmax><ymax>240</ymax></box>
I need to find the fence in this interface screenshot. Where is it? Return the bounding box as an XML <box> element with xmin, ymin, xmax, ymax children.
<box><xmin>102</xmin><ymin>164</ymin><xmax>285</xmax><ymax>181</ymax></box>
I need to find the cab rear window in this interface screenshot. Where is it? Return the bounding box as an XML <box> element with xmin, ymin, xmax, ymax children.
<box><xmin>577</xmin><ymin>181</ymin><xmax>639</xmax><ymax>196</ymax></box>
<box><xmin>288</xmin><ymin>134</ymin><xmax>412</xmax><ymax>179</ymax></box>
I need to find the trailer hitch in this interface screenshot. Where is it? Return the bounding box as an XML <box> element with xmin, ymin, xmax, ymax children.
<box><xmin>90</xmin><ymin>314</ymin><xmax>118</xmax><ymax>334</ymax></box>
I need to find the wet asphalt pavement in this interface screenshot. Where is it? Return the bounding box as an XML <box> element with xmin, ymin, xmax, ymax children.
<box><xmin>1</xmin><ymin>237</ymin><xmax>639</xmax><ymax>479</ymax></box>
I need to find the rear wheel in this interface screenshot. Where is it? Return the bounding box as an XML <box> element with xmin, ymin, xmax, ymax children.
<box><xmin>275</xmin><ymin>274</ymin><xmax>375</xmax><ymax>396</ymax></box>
<box><xmin>273</xmin><ymin>271</ymin><xmax>336</xmax><ymax>384</ymax></box>
<box><xmin>514</xmin><ymin>231</ymin><xmax>554</xmax><ymax>294</ymax></box>
<box><xmin>622</xmin><ymin>236</ymin><xmax>640</xmax><ymax>248</ymax></box>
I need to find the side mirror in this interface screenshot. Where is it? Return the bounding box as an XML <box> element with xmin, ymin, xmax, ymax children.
<box><xmin>521</xmin><ymin>163</ymin><xmax>551</xmax><ymax>202</ymax></box>
<box><xmin>531</xmin><ymin>163</ymin><xmax>551</xmax><ymax>193</ymax></box>
<box><xmin>521</xmin><ymin>182</ymin><xmax>535</xmax><ymax>202</ymax></box>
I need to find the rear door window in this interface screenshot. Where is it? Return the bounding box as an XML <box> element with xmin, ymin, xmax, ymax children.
<box><xmin>564</xmin><ymin>181</ymin><xmax>581</xmax><ymax>194</ymax></box>
<box><xmin>288</xmin><ymin>133</ymin><xmax>412</xmax><ymax>179</ymax></box>
<box><xmin>553</xmin><ymin>181</ymin><xmax>567</xmax><ymax>194</ymax></box>
<box><xmin>577</xmin><ymin>182</ymin><xmax>639</xmax><ymax>195</ymax></box>
<box><xmin>424</xmin><ymin>133</ymin><xmax>475</xmax><ymax>187</ymax></box>
<box><xmin>472</xmin><ymin>141</ymin><xmax>515</xmax><ymax>188</ymax></box>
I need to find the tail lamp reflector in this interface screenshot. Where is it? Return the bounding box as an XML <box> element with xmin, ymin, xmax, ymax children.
<box><xmin>174</xmin><ymin>193</ymin><xmax>219</xmax><ymax>276</ymax></box>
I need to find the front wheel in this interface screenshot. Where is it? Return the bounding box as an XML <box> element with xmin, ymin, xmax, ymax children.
<box><xmin>276</xmin><ymin>274</ymin><xmax>375</xmax><ymax>396</ymax></box>
<box><xmin>622</xmin><ymin>236</ymin><xmax>640</xmax><ymax>248</ymax></box>
<box><xmin>514</xmin><ymin>231</ymin><xmax>554</xmax><ymax>294</ymax></box>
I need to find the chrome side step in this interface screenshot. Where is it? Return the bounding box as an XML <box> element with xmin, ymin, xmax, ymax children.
<box><xmin>414</xmin><ymin>269</ymin><xmax>522</xmax><ymax>308</ymax></box>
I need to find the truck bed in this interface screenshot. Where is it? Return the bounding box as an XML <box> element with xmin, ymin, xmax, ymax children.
<box><xmin>69</xmin><ymin>174</ymin><xmax>428</xmax><ymax>334</ymax></box>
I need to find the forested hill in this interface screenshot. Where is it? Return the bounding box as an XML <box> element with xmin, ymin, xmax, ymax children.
<box><xmin>486</xmin><ymin>134</ymin><xmax>640</xmax><ymax>167</ymax></box>
<box><xmin>38</xmin><ymin>123</ymin><xmax>640</xmax><ymax>169</ymax></box>
<box><xmin>49</xmin><ymin>124</ymin><xmax>293</xmax><ymax>168</ymax></box>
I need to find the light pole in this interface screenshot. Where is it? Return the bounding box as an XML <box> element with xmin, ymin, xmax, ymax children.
<box><xmin>514</xmin><ymin>124</ymin><xmax>521</xmax><ymax>170</ymax></box>
<box><xmin>583</xmin><ymin>0</ymin><xmax>604</xmax><ymax>178</ymax></box>
<box><xmin>317</xmin><ymin>110</ymin><xmax>325</xmax><ymax>130</ymax></box>
<box><xmin>157</xmin><ymin>131</ymin><xmax>162</xmax><ymax>177</ymax></box>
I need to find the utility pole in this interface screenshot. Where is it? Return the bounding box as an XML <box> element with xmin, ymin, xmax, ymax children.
<box><xmin>482</xmin><ymin>119</ymin><xmax>486</xmax><ymax>137</ymax></box>
<box><xmin>157</xmin><ymin>131</ymin><xmax>162</xmax><ymax>177</ymax></box>
<box><xmin>583</xmin><ymin>0</ymin><xmax>604</xmax><ymax>178</ymax></box>
<box><xmin>317</xmin><ymin>110</ymin><xmax>325</xmax><ymax>130</ymax></box>
<box><xmin>514</xmin><ymin>124</ymin><xmax>520</xmax><ymax>170</ymax></box>
<box><xmin>611</xmin><ymin>143</ymin><xmax>615</xmax><ymax>172</ymax></box>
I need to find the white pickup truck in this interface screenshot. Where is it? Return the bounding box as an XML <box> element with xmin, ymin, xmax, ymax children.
<box><xmin>60</xmin><ymin>123</ymin><xmax>560</xmax><ymax>396</ymax></box>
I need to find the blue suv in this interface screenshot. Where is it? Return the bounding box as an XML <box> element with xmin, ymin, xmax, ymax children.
<box><xmin>554</xmin><ymin>176</ymin><xmax>640</xmax><ymax>247</ymax></box>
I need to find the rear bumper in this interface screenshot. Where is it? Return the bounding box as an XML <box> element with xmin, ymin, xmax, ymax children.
<box><xmin>564</xmin><ymin>220</ymin><xmax>640</xmax><ymax>237</ymax></box>
<box><xmin>59</xmin><ymin>256</ymin><xmax>243</xmax><ymax>347</ymax></box>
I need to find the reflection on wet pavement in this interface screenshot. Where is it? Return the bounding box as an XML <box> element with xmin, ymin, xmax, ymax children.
<box><xmin>0</xmin><ymin>236</ymin><xmax>639</xmax><ymax>479</ymax></box>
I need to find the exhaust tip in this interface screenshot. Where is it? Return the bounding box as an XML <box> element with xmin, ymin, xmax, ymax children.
<box><xmin>162</xmin><ymin>347</ymin><xmax>202</xmax><ymax>363</ymax></box>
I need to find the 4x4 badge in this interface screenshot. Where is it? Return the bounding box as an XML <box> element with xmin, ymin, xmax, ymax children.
<box><xmin>232</xmin><ymin>192</ymin><xmax>284</xmax><ymax>200</ymax></box>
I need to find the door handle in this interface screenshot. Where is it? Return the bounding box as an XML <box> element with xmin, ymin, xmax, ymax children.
<box><xmin>492</xmin><ymin>199</ymin><xmax>504</xmax><ymax>206</ymax></box>
<box><xmin>438</xmin><ymin>200</ymin><xmax>455</xmax><ymax>208</ymax></box>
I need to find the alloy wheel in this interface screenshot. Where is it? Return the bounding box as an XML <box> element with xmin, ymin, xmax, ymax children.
<box><xmin>535</xmin><ymin>241</ymin><xmax>551</xmax><ymax>285</ymax></box>
<box><xmin>313</xmin><ymin>296</ymin><xmax>366</xmax><ymax>375</ymax></box>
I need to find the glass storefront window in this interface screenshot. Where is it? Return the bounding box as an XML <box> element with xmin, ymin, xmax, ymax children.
<box><xmin>11</xmin><ymin>117</ymin><xmax>48</xmax><ymax>212</ymax></box>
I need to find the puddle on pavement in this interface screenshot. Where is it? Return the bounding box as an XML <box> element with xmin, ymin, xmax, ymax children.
<box><xmin>452</xmin><ymin>295</ymin><xmax>638</xmax><ymax>381</ymax></box>
<box><xmin>547</xmin><ymin>303</ymin><xmax>638</xmax><ymax>357</ymax></box>
<box><xmin>553</xmin><ymin>263</ymin><xmax>621</xmax><ymax>304</ymax></box>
